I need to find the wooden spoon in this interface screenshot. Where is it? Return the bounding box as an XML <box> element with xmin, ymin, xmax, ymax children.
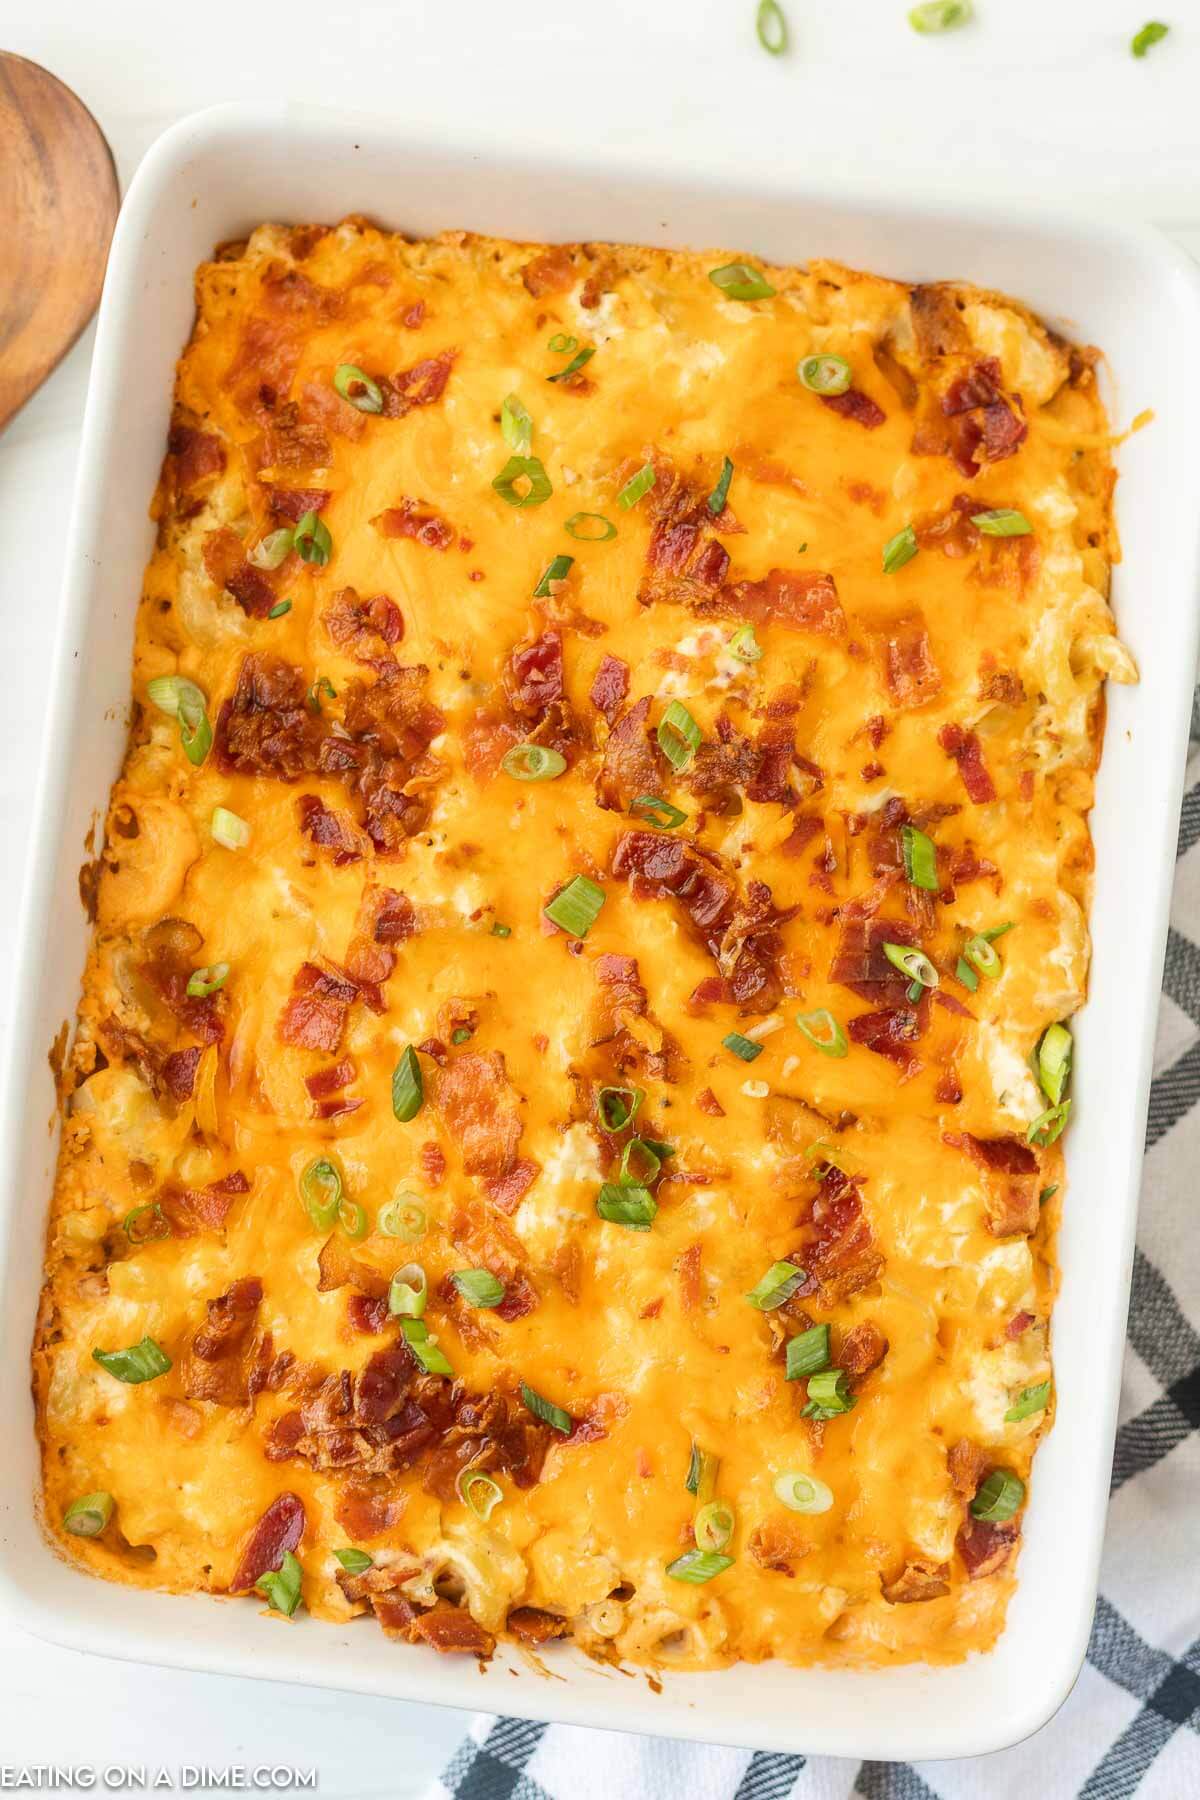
<box><xmin>0</xmin><ymin>53</ymin><xmax>119</xmax><ymax>432</ymax></box>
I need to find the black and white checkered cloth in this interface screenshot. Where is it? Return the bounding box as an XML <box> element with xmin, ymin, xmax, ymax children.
<box><xmin>428</xmin><ymin>732</ymin><xmax>1200</xmax><ymax>1800</ymax></box>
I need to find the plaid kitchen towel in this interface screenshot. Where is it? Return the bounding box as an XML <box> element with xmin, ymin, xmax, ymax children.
<box><xmin>427</xmin><ymin>739</ymin><xmax>1200</xmax><ymax>1800</ymax></box>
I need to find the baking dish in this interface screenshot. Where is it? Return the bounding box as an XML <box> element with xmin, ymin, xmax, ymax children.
<box><xmin>2</xmin><ymin>102</ymin><xmax>1198</xmax><ymax>1762</ymax></box>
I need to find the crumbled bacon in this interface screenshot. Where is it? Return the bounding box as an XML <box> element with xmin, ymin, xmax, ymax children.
<box><xmin>781</xmin><ymin>815</ymin><xmax>823</xmax><ymax>859</ymax></box>
<box><xmin>942</xmin><ymin>357</ymin><xmax>1003</xmax><ymax>415</ymax></box>
<box><xmin>159</xmin><ymin>1170</ymin><xmax>250</xmax><ymax>1233</ymax></box>
<box><xmin>372</xmin><ymin>498</ymin><xmax>454</xmax><ymax>550</ymax></box>
<box><xmin>162</xmin><ymin>422</ymin><xmax>225</xmax><ymax>509</ymax></box>
<box><xmin>506</xmin><ymin>629</ymin><xmax>565</xmax><ymax>721</ymax></box>
<box><xmin>696</xmin><ymin>1086</ymin><xmax>725</xmax><ymax>1117</ymax></box>
<box><xmin>299</xmin><ymin>378</ymin><xmax>367</xmax><ymax>442</ymax></box>
<box><xmin>267</xmin><ymin>485</ymin><xmax>331</xmax><ymax>523</ymax></box>
<box><xmin>678</xmin><ymin>1242</ymin><xmax>703</xmax><ymax>1313</ymax></box>
<box><xmin>948</xmin><ymin>1438</ymin><xmax>989</xmax><ymax>1496</ymax></box>
<box><xmin>181</xmin><ymin>1276</ymin><xmax>264</xmax><ymax>1405</ymax></box>
<box><xmin>596</xmin><ymin>696</ymin><xmax>662</xmax><ymax>812</ymax></box>
<box><xmin>796</xmin><ymin>1166</ymin><xmax>884</xmax><ymax>1304</ymax></box>
<box><xmin>948</xmin><ymin>1132</ymin><xmax>1038</xmax><ymax>1175</ymax></box>
<box><xmin>323</xmin><ymin>588</ymin><xmax>404</xmax><ymax>664</ymax></box>
<box><xmin>494</xmin><ymin>1273</ymin><xmax>539</xmax><ymax>1321</ymax></box>
<box><xmin>507</xmin><ymin>1607</ymin><xmax>570</xmax><ymax>1645</ymax></box>
<box><xmin>821</xmin><ymin>389</ymin><xmax>886</xmax><ymax>429</ymax></box>
<box><xmin>379</xmin><ymin>351</ymin><xmax>456</xmax><ymax>416</ymax></box>
<box><xmin>230</xmin><ymin>1492</ymin><xmax>305</xmax><ymax>1593</ymax></box>
<box><xmin>162</xmin><ymin>1046</ymin><xmax>202</xmax><ymax>1099</ymax></box>
<box><xmin>255</xmin><ymin>402</ymin><xmax>330</xmax><ymax>471</ymax></box>
<box><xmin>830</xmin><ymin>914</ymin><xmax>918</xmax><ymax>1006</ymax></box>
<box><xmin>882</xmin><ymin>614</ymin><xmax>942</xmax><ymax>707</ymax></box>
<box><xmin>202</xmin><ymin>527</ymin><xmax>279</xmax><ymax>619</ymax></box>
<box><xmin>485</xmin><ymin>1158</ymin><xmax>540</xmax><ymax>1215</ymax></box>
<box><xmin>957</xmin><ymin>1515</ymin><xmax>1019</xmax><ymax>1579</ymax></box>
<box><xmin>277</xmin><ymin>962</ymin><xmax>359</xmax><ymax>1052</ymax></box>
<box><xmin>840</xmin><ymin>1319</ymin><xmax>889</xmax><ymax>1377</ymax></box>
<box><xmin>405</xmin><ymin>1602</ymin><xmax>496</xmax><ymax>1657</ymax></box>
<box><xmin>698</xmin><ymin>568</ymin><xmax>845</xmax><ymax>637</ymax></box>
<box><xmin>419</xmin><ymin>1141</ymin><xmax>447</xmax><ymax>1187</ymax></box>
<box><xmin>432</xmin><ymin>1050</ymin><xmax>524</xmax><ymax>1180</ymax></box>
<box><xmin>848</xmin><ymin>1006</ymin><xmax>923</xmax><ymax>1068</ymax></box>
<box><xmin>589</xmin><ymin>654</ymin><xmax>630</xmax><ymax>724</ymax></box>
<box><xmin>938</xmin><ymin>723</ymin><xmax>997</xmax><ymax>803</ymax></box>
<box><xmin>215</xmin><ymin>655</ymin><xmax>324</xmax><ymax>780</ymax></box>
<box><xmin>305</xmin><ymin>1059</ymin><xmax>356</xmax><ymax>1101</ymax></box>
<box><xmin>347</xmin><ymin>1294</ymin><xmax>389</xmax><ymax>1334</ymax></box>
<box><xmin>297</xmin><ymin>794</ymin><xmax>364</xmax><ymax>865</ymax></box>
<box><xmin>521</xmin><ymin>246</ymin><xmax>575</xmax><ymax>295</ymax></box>
<box><xmin>881</xmin><ymin>1559</ymin><xmax>950</xmax><ymax>1604</ymax></box>
<box><xmin>1006</xmin><ymin>1310</ymin><xmax>1036</xmax><ymax>1339</ymax></box>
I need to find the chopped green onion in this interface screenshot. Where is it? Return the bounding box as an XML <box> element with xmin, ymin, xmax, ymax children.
<box><xmin>146</xmin><ymin>676</ymin><xmax>213</xmax><ymax>767</ymax></box>
<box><xmin>299</xmin><ymin>1157</ymin><xmax>343</xmax><ymax>1231</ymax></box>
<box><xmin>333</xmin><ymin>1547</ymin><xmax>373</xmax><ymax>1574</ymax></box>
<box><xmin>728</xmin><ymin>624</ymin><xmax>763</xmax><ymax>663</ymax></box>
<box><xmin>901</xmin><ymin>825</ymin><xmax>938</xmax><ymax>891</ymax></box>
<box><xmin>268</xmin><ymin>599</ymin><xmax>293</xmax><ymax>619</ymax></box>
<box><xmin>451</xmin><ymin>1027</ymin><xmax>473</xmax><ymax>1045</ymax></box>
<box><xmin>955</xmin><ymin>956</ymin><xmax>979</xmax><ymax>993</ymax></box>
<box><xmin>795</xmin><ymin>1009</ymin><xmax>848</xmax><ymax>1057</ymax></box>
<box><xmin>400</xmin><ymin>1317</ymin><xmax>453</xmax><ymax>1376</ymax></box>
<box><xmin>388</xmin><ymin>1263</ymin><xmax>427</xmax><ymax>1319</ymax></box>
<box><xmin>338</xmin><ymin>1200</ymin><xmax>368</xmax><ymax>1242</ymax></box>
<box><xmin>548</xmin><ymin>345</ymin><xmax>595</xmax><ymax>383</ymax></box>
<box><xmin>545</xmin><ymin>874</ymin><xmax>606</xmax><ymax>938</ymax></box>
<box><xmin>882</xmin><ymin>525</ymin><xmax>919</xmax><ymax>575</ymax></box>
<box><xmin>618</xmin><ymin>462</ymin><xmax>657</xmax><ymax>510</ymax></box>
<box><xmin>786</xmin><ymin>1323</ymin><xmax>831</xmax><ymax>1382</ymax></box>
<box><xmin>617</xmin><ymin>1137</ymin><xmax>670</xmax><ymax>1186</ymax></box>
<box><xmin>451</xmin><ymin>1268</ymin><xmax>506</xmax><ymax>1308</ymax></box>
<box><xmin>533</xmin><ymin>553</ymin><xmax>574</xmax><ymax>597</ymax></box>
<box><xmin>1132</xmin><ymin>20</ymin><xmax>1168</xmax><ymax>57</ymax></box>
<box><xmin>334</xmin><ymin>364</ymin><xmax>383</xmax><ymax>413</ymax></box>
<box><xmin>1005</xmin><ymin>1380</ymin><xmax>1052</xmax><ymax>1424</ymax></box>
<box><xmin>971</xmin><ymin>508</ymin><xmax>1032</xmax><ymax>537</ymax></box>
<box><xmin>565</xmin><ymin>511</ymin><xmax>616</xmax><ymax>542</ymax></box>
<box><xmin>802</xmin><ymin>1368</ymin><xmax>856</xmax><ymax>1418</ymax></box>
<box><xmin>391</xmin><ymin>1046</ymin><xmax>424</xmax><ymax>1122</ymax></box>
<box><xmin>1037</xmin><ymin>1022</ymin><xmax>1073</xmax><ymax>1105</ymax></box>
<box><xmin>63</xmin><ymin>1491</ymin><xmax>114</xmax><ymax>1537</ymax></box>
<box><xmin>694</xmin><ymin>1500</ymin><xmax>735</xmax><ymax>1553</ymax></box>
<box><xmin>501</xmin><ymin>743</ymin><xmax>567</xmax><ymax>782</ymax></box>
<box><xmin>685</xmin><ymin>1444</ymin><xmax>720</xmax><ymax>1503</ymax></box>
<box><xmin>745</xmin><ymin>1260</ymin><xmax>806</xmax><ymax>1310</ymax></box>
<box><xmin>723</xmin><ymin>1032</ymin><xmax>763</xmax><ymax>1063</ymax></box>
<box><xmin>984</xmin><ymin>921</ymin><xmax>1016</xmax><ymax>941</ymax></box>
<box><xmin>547</xmin><ymin>334</ymin><xmax>578</xmax><ymax>354</ymax></box>
<box><xmin>596</xmin><ymin>1182</ymin><xmax>658</xmax><ymax>1230</ymax></box>
<box><xmin>657</xmin><ymin>700</ymin><xmax>703</xmax><ymax>770</ymax></box>
<box><xmin>248</xmin><ymin>528</ymin><xmax>295</xmax><ymax>571</ymax></box>
<box><xmin>909</xmin><ymin>0</ymin><xmax>973</xmax><ymax>32</ymax></box>
<box><xmin>211</xmin><ymin>806</ymin><xmax>250</xmax><ymax>850</ymax></box>
<box><xmin>92</xmin><ymin>1336</ymin><xmax>171</xmax><ymax>1385</ymax></box>
<box><xmin>598</xmin><ymin>1085</ymin><xmax>644</xmax><ymax>1132</ymax></box>
<box><xmin>709</xmin><ymin>263</ymin><xmax>776</xmax><ymax>302</ymax></box>
<box><xmin>964</xmin><ymin>933</ymin><xmax>1002</xmax><ymax>978</ymax></box>
<box><xmin>970</xmin><ymin>1468</ymin><xmax>1025</xmax><ymax>1522</ymax></box>
<box><xmin>632</xmin><ymin>795</ymin><xmax>690</xmax><ymax>835</ymax></box>
<box><xmin>773</xmin><ymin>1471</ymin><xmax>833</xmax><ymax>1515</ymax></box>
<box><xmin>457</xmin><ymin>1469</ymin><xmax>504</xmax><ymax>1520</ymax></box>
<box><xmin>520</xmin><ymin>1380</ymin><xmax>573</xmax><ymax>1434</ymax></box>
<box><xmin>882</xmin><ymin>941</ymin><xmax>939</xmax><ymax>990</ymax></box>
<box><xmin>1027</xmin><ymin>1099</ymin><xmax>1071</xmax><ymax>1148</ymax></box>
<box><xmin>186</xmin><ymin>962</ymin><xmax>229</xmax><ymax>999</ymax></box>
<box><xmin>708</xmin><ymin>456</ymin><xmax>734</xmax><ymax>516</ymax></box>
<box><xmin>666</xmin><ymin>1548</ymin><xmax>734</xmax><ymax>1584</ymax></box>
<box><xmin>122</xmin><ymin>1201</ymin><xmax>170</xmax><ymax>1246</ymax></box>
<box><xmin>500</xmin><ymin>393</ymin><xmax>533</xmax><ymax>454</ymax></box>
<box><xmin>308</xmin><ymin>675</ymin><xmax>337</xmax><ymax>714</ymax></box>
<box><xmin>1039</xmin><ymin>1184</ymin><xmax>1059</xmax><ymax>1206</ymax></box>
<box><xmin>378</xmin><ymin>1194</ymin><xmax>425</xmax><ymax>1240</ymax></box>
<box><xmin>257</xmin><ymin>1549</ymin><xmax>303</xmax><ymax>1616</ymax></box>
<box><xmin>798</xmin><ymin>354</ymin><xmax>852</xmax><ymax>396</ymax></box>
<box><xmin>756</xmin><ymin>0</ymin><xmax>788</xmax><ymax>56</ymax></box>
<box><xmin>490</xmin><ymin>921</ymin><xmax>512</xmax><ymax>938</ymax></box>
<box><xmin>293</xmin><ymin>511</ymin><xmax>332</xmax><ymax>566</ymax></box>
<box><xmin>492</xmin><ymin>455</ymin><xmax>552</xmax><ymax>508</ymax></box>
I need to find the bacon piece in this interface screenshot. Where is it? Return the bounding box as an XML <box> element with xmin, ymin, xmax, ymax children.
<box><xmin>781</xmin><ymin>815</ymin><xmax>823</xmax><ymax>859</ymax></box>
<box><xmin>432</xmin><ymin>1051</ymin><xmax>523</xmax><ymax>1179</ymax></box>
<box><xmin>277</xmin><ymin>962</ymin><xmax>358</xmax><ymax>1052</ymax></box>
<box><xmin>936</xmin><ymin>1072</ymin><xmax>964</xmax><ymax>1104</ymax></box>
<box><xmin>380</xmin><ymin>351</ymin><xmax>456</xmax><ymax>416</ymax></box>
<box><xmin>161</xmin><ymin>1170</ymin><xmax>250</xmax><ymax>1233</ymax></box>
<box><xmin>507</xmin><ymin>1607</ymin><xmax>570</xmax><ymax>1646</ymax></box>
<box><xmin>821</xmin><ymin>389</ymin><xmax>886</xmax><ymax>429</ymax></box>
<box><xmin>686</xmin><ymin>723</ymin><xmax>761</xmax><ymax>808</ymax></box>
<box><xmin>982</xmin><ymin>401</ymin><xmax>1027</xmax><ymax>461</ymax></box>
<box><xmin>372</xmin><ymin>498</ymin><xmax>454</xmax><ymax>550</ymax></box>
<box><xmin>678</xmin><ymin>1242</ymin><xmax>703</xmax><ymax>1313</ymax></box>
<box><xmin>696</xmin><ymin>1086</ymin><xmax>725</xmax><ymax>1117</ymax></box>
<box><xmin>942</xmin><ymin>358</ymin><xmax>1004</xmax><ymax>415</ymax></box>
<box><xmin>230</xmin><ymin>1493</ymin><xmax>305</xmax><ymax>1593</ymax></box>
<box><xmin>848</xmin><ymin>1006</ymin><xmax>923</xmax><ymax>1068</ymax></box>
<box><xmin>323</xmin><ymin>588</ymin><xmax>404</xmax><ymax>662</ymax></box>
<box><xmin>299</xmin><ymin>379</ymin><xmax>367</xmax><ymax>442</ymax></box>
<box><xmin>748</xmin><ymin>1520</ymin><xmax>811</xmax><ymax>1576</ymax></box>
<box><xmin>255</xmin><ymin>403</ymin><xmax>330</xmax><ymax>472</ymax></box>
<box><xmin>830</xmin><ymin>914</ymin><xmax>917</xmax><ymax>1006</ymax></box>
<box><xmin>1007</xmin><ymin>1309</ymin><xmax>1035</xmax><ymax>1339</ymax></box>
<box><xmin>334</xmin><ymin>1487</ymin><xmax>398</xmax><ymax>1540</ymax></box>
<box><xmin>948</xmin><ymin>1438</ymin><xmax>989</xmax><ymax>1497</ymax></box>
<box><xmin>181</xmin><ymin>1276</ymin><xmax>264</xmax><ymax>1405</ymax></box>
<box><xmin>162</xmin><ymin>1047</ymin><xmax>202</xmax><ymax>1099</ymax></box>
<box><xmin>746</xmin><ymin>721</ymin><xmax>797</xmax><ymax>805</ymax></box>
<box><xmin>297</xmin><ymin>794</ymin><xmax>364</xmax><ymax>865</ymax></box>
<box><xmin>316</xmin><ymin>1235</ymin><xmax>388</xmax><ymax>1300</ymax></box>
<box><xmin>406</xmin><ymin>1601</ymin><xmax>496</xmax><ymax>1657</ymax></box>
<box><xmin>268</xmin><ymin>485</ymin><xmax>331</xmax><ymax>523</ymax></box>
<box><xmin>138</xmin><ymin>920</ymin><xmax>224</xmax><ymax>1046</ymax></box>
<box><xmin>882</xmin><ymin>614</ymin><xmax>942</xmax><ymax>707</ymax></box>
<box><xmin>957</xmin><ymin>1516</ymin><xmax>1019</xmax><ymax>1579</ymax></box>
<box><xmin>485</xmin><ymin>1158</ymin><xmax>540</xmax><ymax>1215</ymax></box>
<box><xmin>950</xmin><ymin>1132</ymin><xmax>1038</xmax><ymax>1175</ymax></box>
<box><xmin>202</xmin><ymin>527</ymin><xmax>279</xmax><ymax>619</ymax></box>
<box><xmin>262</xmin><ymin>264</ymin><xmax>343</xmax><ymax>322</ymax></box>
<box><xmin>494</xmin><ymin>1273</ymin><xmax>539</xmax><ymax>1321</ymax></box>
<box><xmin>507</xmin><ymin>630</ymin><xmax>564</xmax><ymax>718</ymax></box>
<box><xmin>910</xmin><ymin>285</ymin><xmax>971</xmax><ymax>359</ymax></box>
<box><xmin>224</xmin><ymin>313</ymin><xmax>301</xmax><ymax>424</ymax></box>
<box><xmin>984</xmin><ymin>1181</ymin><xmax>1040</xmax><ymax>1238</ymax></box>
<box><xmin>305</xmin><ymin>1059</ymin><xmax>356</xmax><ymax>1100</ymax></box>
<box><xmin>589</xmin><ymin>654</ymin><xmax>630</xmax><ymax>724</ymax></box>
<box><xmin>522</xmin><ymin>246</ymin><xmax>575</xmax><ymax>295</ymax></box>
<box><xmin>596</xmin><ymin>696</ymin><xmax>661</xmax><ymax>812</ymax></box>
<box><xmin>700</xmin><ymin>568</ymin><xmax>845</xmax><ymax>637</ymax></box>
<box><xmin>215</xmin><ymin>654</ymin><xmax>324</xmax><ymax>780</ymax></box>
<box><xmin>881</xmin><ymin>1559</ymin><xmax>950</xmax><ymax>1604</ymax></box>
<box><xmin>939</xmin><ymin>723</ymin><xmax>996</xmax><ymax>803</ymax></box>
<box><xmin>374</xmin><ymin>889</ymin><xmax>417</xmax><ymax>944</ymax></box>
<box><xmin>419</xmin><ymin>1141</ymin><xmax>447</xmax><ymax>1188</ymax></box>
<box><xmin>163</xmin><ymin>422</ymin><xmax>225</xmax><ymax>507</ymax></box>
<box><xmin>347</xmin><ymin>1295</ymin><xmax>389</xmax><ymax>1334</ymax></box>
<box><xmin>840</xmin><ymin>1319</ymin><xmax>889</xmax><ymax>1377</ymax></box>
<box><xmin>797</xmin><ymin>1166</ymin><xmax>885</xmax><ymax>1305</ymax></box>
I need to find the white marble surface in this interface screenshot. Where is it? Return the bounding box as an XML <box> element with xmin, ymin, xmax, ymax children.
<box><xmin>2</xmin><ymin>1</ymin><xmax>1199</xmax><ymax>1788</ymax></box>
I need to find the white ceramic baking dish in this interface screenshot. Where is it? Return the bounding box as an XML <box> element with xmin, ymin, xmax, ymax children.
<box><xmin>2</xmin><ymin>101</ymin><xmax>1198</xmax><ymax>1762</ymax></box>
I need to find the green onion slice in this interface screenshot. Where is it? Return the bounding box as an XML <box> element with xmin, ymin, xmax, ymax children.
<box><xmin>293</xmin><ymin>511</ymin><xmax>332</xmax><ymax>565</ymax></box>
<box><xmin>547</xmin><ymin>334</ymin><xmax>578</xmax><ymax>354</ymax></box>
<box><xmin>795</xmin><ymin>1009</ymin><xmax>848</xmax><ymax>1058</ymax></box>
<box><xmin>598</xmin><ymin>1085</ymin><xmax>644</xmax><ymax>1132</ymax></box>
<box><xmin>970</xmin><ymin>1468</ymin><xmax>1025</xmax><ymax>1521</ymax></box>
<box><xmin>728</xmin><ymin>624</ymin><xmax>763</xmax><ymax>663</ymax></box>
<box><xmin>388</xmin><ymin>1263</ymin><xmax>427</xmax><ymax>1318</ymax></box>
<box><xmin>955</xmin><ymin>956</ymin><xmax>979</xmax><ymax>993</ymax></box>
<box><xmin>492</xmin><ymin>455</ymin><xmax>552</xmax><ymax>508</ymax></box>
<box><xmin>63</xmin><ymin>1491</ymin><xmax>115</xmax><ymax>1537</ymax></box>
<box><xmin>708</xmin><ymin>456</ymin><xmax>734</xmax><ymax>516</ymax></box>
<box><xmin>596</xmin><ymin>1182</ymin><xmax>658</xmax><ymax>1230</ymax></box>
<box><xmin>802</xmin><ymin>1368</ymin><xmax>856</xmax><ymax>1418</ymax></box>
<box><xmin>723</xmin><ymin>1032</ymin><xmax>763</xmax><ymax>1063</ymax></box>
<box><xmin>773</xmin><ymin>1471</ymin><xmax>833</xmax><ymax>1515</ymax></box>
<box><xmin>709</xmin><ymin>263</ymin><xmax>776</xmax><ymax>302</ymax></box>
<box><xmin>501</xmin><ymin>743</ymin><xmax>567</xmax><ymax>782</ymax></box>
<box><xmin>882</xmin><ymin>941</ymin><xmax>939</xmax><ymax>990</ymax></box>
<box><xmin>257</xmin><ymin>1549</ymin><xmax>303</xmax><ymax>1616</ymax></box>
<box><xmin>1005</xmin><ymin>1379</ymin><xmax>1052</xmax><ymax>1424</ymax></box>
<box><xmin>545</xmin><ymin>874</ymin><xmax>606</xmax><ymax>938</ymax></box>
<box><xmin>391</xmin><ymin>1046</ymin><xmax>424</xmax><ymax>1122</ymax></box>
<box><xmin>657</xmin><ymin>700</ymin><xmax>703</xmax><ymax>770</ymax></box>
<box><xmin>631</xmin><ymin>794</ymin><xmax>688</xmax><ymax>830</ymax></box>
<box><xmin>1132</xmin><ymin>20</ymin><xmax>1169</xmax><ymax>57</ymax></box>
<box><xmin>520</xmin><ymin>1380</ymin><xmax>573</xmax><ymax>1434</ymax></box>
<box><xmin>666</xmin><ymin>1548</ymin><xmax>734</xmax><ymax>1584</ymax></box>
<box><xmin>501</xmin><ymin>393</ymin><xmax>533</xmax><ymax>454</ymax></box>
<box><xmin>786</xmin><ymin>1323</ymin><xmax>831</xmax><ymax>1381</ymax></box>
<box><xmin>92</xmin><ymin>1335</ymin><xmax>171</xmax><ymax>1384</ymax></box>
<box><xmin>451</xmin><ymin>1268</ymin><xmax>506</xmax><ymax>1309</ymax></box>
<box><xmin>378</xmin><ymin>1193</ymin><xmax>425</xmax><ymax>1239</ymax></box>
<box><xmin>548</xmin><ymin>346</ymin><xmax>595</xmax><ymax>384</ymax></box>
<box><xmin>400</xmin><ymin>1317</ymin><xmax>453</xmax><ymax>1376</ymax></box>
<box><xmin>971</xmin><ymin>508</ymin><xmax>1032</xmax><ymax>537</ymax></box>
<box><xmin>334</xmin><ymin>364</ymin><xmax>383</xmax><ymax>414</ymax></box>
<box><xmin>211</xmin><ymin>806</ymin><xmax>250</xmax><ymax>850</ymax></box>
<box><xmin>1027</xmin><ymin>1099</ymin><xmax>1071</xmax><ymax>1148</ymax></box>
<box><xmin>491</xmin><ymin>921</ymin><xmax>512</xmax><ymax>937</ymax></box>
<box><xmin>909</xmin><ymin>0</ymin><xmax>973</xmax><ymax>32</ymax></box>
<box><xmin>333</xmin><ymin>1547</ymin><xmax>373</xmax><ymax>1574</ymax></box>
<box><xmin>756</xmin><ymin>0</ymin><xmax>788</xmax><ymax>56</ymax></box>
<box><xmin>300</xmin><ymin>1157</ymin><xmax>343</xmax><ymax>1231</ymax></box>
<box><xmin>963</xmin><ymin>932</ymin><xmax>1002</xmax><ymax>978</ymax></box>
<box><xmin>1037</xmin><ymin>1022</ymin><xmax>1073</xmax><ymax>1105</ymax></box>
<box><xmin>533</xmin><ymin>553</ymin><xmax>574</xmax><ymax>597</ymax></box>
<box><xmin>616</xmin><ymin>1137</ymin><xmax>670</xmax><ymax>1186</ymax></box>
<box><xmin>308</xmin><ymin>675</ymin><xmax>337</xmax><ymax>714</ymax></box>
<box><xmin>685</xmin><ymin>1444</ymin><xmax>720</xmax><ymax>1503</ymax></box>
<box><xmin>798</xmin><ymin>354</ymin><xmax>852</xmax><ymax>396</ymax></box>
<box><xmin>457</xmin><ymin>1469</ymin><xmax>504</xmax><ymax>1520</ymax></box>
<box><xmin>1040</xmin><ymin>1184</ymin><xmax>1059</xmax><ymax>1205</ymax></box>
<box><xmin>565</xmin><ymin>511</ymin><xmax>617</xmax><ymax>542</ymax></box>
<box><xmin>186</xmin><ymin>962</ymin><xmax>229</xmax><ymax>998</ymax></box>
<box><xmin>694</xmin><ymin>1500</ymin><xmax>735</xmax><ymax>1553</ymax></box>
<box><xmin>123</xmin><ymin>1201</ymin><xmax>170</xmax><ymax>1246</ymax></box>
<box><xmin>618</xmin><ymin>462</ymin><xmax>657</xmax><ymax>510</ymax></box>
<box><xmin>901</xmin><ymin>825</ymin><xmax>939</xmax><ymax>891</ymax></box>
<box><xmin>746</xmin><ymin>1260</ymin><xmax>806</xmax><ymax>1310</ymax></box>
<box><xmin>146</xmin><ymin>675</ymin><xmax>213</xmax><ymax>767</ymax></box>
<box><xmin>882</xmin><ymin>525</ymin><xmax>919</xmax><ymax>575</ymax></box>
<box><xmin>451</xmin><ymin>1027</ymin><xmax>473</xmax><ymax>1045</ymax></box>
<box><xmin>268</xmin><ymin>599</ymin><xmax>293</xmax><ymax>619</ymax></box>
<box><xmin>338</xmin><ymin>1199</ymin><xmax>368</xmax><ymax>1242</ymax></box>
<box><xmin>248</xmin><ymin>528</ymin><xmax>295</xmax><ymax>571</ymax></box>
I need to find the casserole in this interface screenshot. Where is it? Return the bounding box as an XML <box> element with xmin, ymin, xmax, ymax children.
<box><xmin>2</xmin><ymin>101</ymin><xmax>1199</xmax><ymax>1758</ymax></box>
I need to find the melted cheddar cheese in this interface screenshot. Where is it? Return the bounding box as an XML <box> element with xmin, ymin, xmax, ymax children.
<box><xmin>34</xmin><ymin>222</ymin><xmax>1133</xmax><ymax>1671</ymax></box>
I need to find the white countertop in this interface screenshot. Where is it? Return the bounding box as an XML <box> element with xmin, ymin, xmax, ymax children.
<box><xmin>2</xmin><ymin>0</ymin><xmax>1198</xmax><ymax>1788</ymax></box>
